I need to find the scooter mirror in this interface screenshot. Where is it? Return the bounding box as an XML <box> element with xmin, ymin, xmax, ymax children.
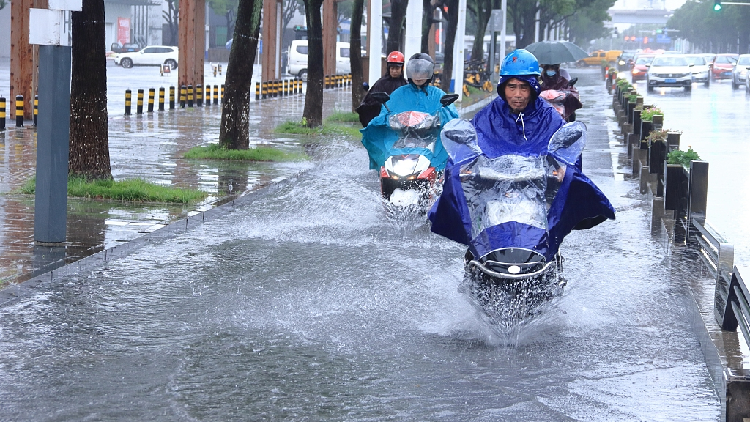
<box><xmin>371</xmin><ymin>92</ymin><xmax>390</xmax><ymax>104</ymax></box>
<box><xmin>567</xmin><ymin>77</ymin><xmax>578</xmax><ymax>88</ymax></box>
<box><xmin>440</xmin><ymin>94</ymin><xmax>459</xmax><ymax>107</ymax></box>
<box><xmin>362</xmin><ymin>82</ymin><xmax>369</xmax><ymax>92</ymax></box>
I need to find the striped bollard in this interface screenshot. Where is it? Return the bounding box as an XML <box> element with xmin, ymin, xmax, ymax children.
<box><xmin>33</xmin><ymin>95</ymin><xmax>38</xmax><ymax>126</ymax></box>
<box><xmin>147</xmin><ymin>88</ymin><xmax>155</xmax><ymax>113</ymax></box>
<box><xmin>0</xmin><ymin>96</ymin><xmax>5</xmax><ymax>130</ymax></box>
<box><xmin>125</xmin><ymin>89</ymin><xmax>131</xmax><ymax>115</ymax></box>
<box><xmin>187</xmin><ymin>85</ymin><xmax>194</xmax><ymax>107</ymax></box>
<box><xmin>196</xmin><ymin>84</ymin><xmax>203</xmax><ymax>107</ymax></box>
<box><xmin>213</xmin><ymin>85</ymin><xmax>219</xmax><ymax>105</ymax></box>
<box><xmin>158</xmin><ymin>87</ymin><xmax>165</xmax><ymax>111</ymax></box>
<box><xmin>136</xmin><ymin>89</ymin><xmax>144</xmax><ymax>114</ymax></box>
<box><xmin>15</xmin><ymin>95</ymin><xmax>23</xmax><ymax>127</ymax></box>
<box><xmin>220</xmin><ymin>85</ymin><xmax>224</xmax><ymax>103</ymax></box>
<box><xmin>169</xmin><ymin>86</ymin><xmax>175</xmax><ymax>109</ymax></box>
<box><xmin>179</xmin><ymin>85</ymin><xmax>186</xmax><ymax>108</ymax></box>
<box><xmin>206</xmin><ymin>86</ymin><xmax>212</xmax><ymax>106</ymax></box>
<box><xmin>255</xmin><ymin>82</ymin><xmax>260</xmax><ymax>101</ymax></box>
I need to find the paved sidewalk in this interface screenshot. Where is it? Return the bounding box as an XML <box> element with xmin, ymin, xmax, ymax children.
<box><xmin>0</xmin><ymin>83</ymin><xmax>492</xmax><ymax>286</ymax></box>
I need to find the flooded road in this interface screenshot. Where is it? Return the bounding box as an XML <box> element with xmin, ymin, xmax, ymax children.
<box><xmin>0</xmin><ymin>69</ymin><xmax>720</xmax><ymax>420</ymax></box>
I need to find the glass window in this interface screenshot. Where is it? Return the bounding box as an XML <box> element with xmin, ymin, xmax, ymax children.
<box><xmin>296</xmin><ymin>45</ymin><xmax>308</xmax><ymax>55</ymax></box>
<box><xmin>339</xmin><ymin>47</ymin><xmax>350</xmax><ymax>58</ymax></box>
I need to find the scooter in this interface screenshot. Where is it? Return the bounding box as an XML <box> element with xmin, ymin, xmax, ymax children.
<box><xmin>369</xmin><ymin>92</ymin><xmax>459</xmax><ymax>209</ymax></box>
<box><xmin>429</xmin><ymin>120</ymin><xmax>614</xmax><ymax>329</ymax></box>
<box><xmin>540</xmin><ymin>78</ymin><xmax>581</xmax><ymax>122</ymax></box>
<box><xmin>605</xmin><ymin>68</ymin><xmax>617</xmax><ymax>94</ymax></box>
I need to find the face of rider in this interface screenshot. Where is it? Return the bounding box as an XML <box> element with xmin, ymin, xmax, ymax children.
<box><xmin>389</xmin><ymin>65</ymin><xmax>403</xmax><ymax>78</ymax></box>
<box><xmin>504</xmin><ymin>78</ymin><xmax>533</xmax><ymax>114</ymax></box>
<box><xmin>412</xmin><ymin>78</ymin><xmax>428</xmax><ymax>87</ymax></box>
<box><xmin>542</xmin><ymin>64</ymin><xmax>560</xmax><ymax>77</ymax></box>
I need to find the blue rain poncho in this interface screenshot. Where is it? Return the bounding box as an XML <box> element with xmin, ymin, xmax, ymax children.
<box><xmin>360</xmin><ymin>83</ymin><xmax>459</xmax><ymax>170</ymax></box>
<box><xmin>428</xmin><ymin>95</ymin><xmax>615</xmax><ymax>261</ymax></box>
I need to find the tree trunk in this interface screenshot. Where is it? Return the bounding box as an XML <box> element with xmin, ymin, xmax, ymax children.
<box><xmin>470</xmin><ymin>0</ymin><xmax>491</xmax><ymax>62</ymax></box>
<box><xmin>350</xmin><ymin>0</ymin><xmax>365</xmax><ymax>112</ymax></box>
<box><xmin>439</xmin><ymin>0</ymin><xmax>458</xmax><ymax>93</ymax></box>
<box><xmin>302</xmin><ymin>0</ymin><xmax>324</xmax><ymax>127</ymax></box>
<box><xmin>219</xmin><ymin>0</ymin><xmax>262</xmax><ymax>149</ymax></box>
<box><xmin>420</xmin><ymin>0</ymin><xmax>433</xmax><ymax>53</ymax></box>
<box><xmin>69</xmin><ymin>0</ymin><xmax>111</xmax><ymax>180</ymax></box>
<box><xmin>387</xmin><ymin>0</ymin><xmax>408</xmax><ymax>54</ymax></box>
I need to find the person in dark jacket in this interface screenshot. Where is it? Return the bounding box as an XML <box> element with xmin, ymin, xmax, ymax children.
<box><xmin>355</xmin><ymin>51</ymin><xmax>407</xmax><ymax>127</ymax></box>
<box><xmin>539</xmin><ymin>63</ymin><xmax>582</xmax><ymax>121</ymax></box>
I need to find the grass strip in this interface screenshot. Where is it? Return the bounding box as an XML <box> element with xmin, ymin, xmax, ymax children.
<box><xmin>274</xmin><ymin>120</ymin><xmax>362</xmax><ymax>138</ymax></box>
<box><xmin>325</xmin><ymin>111</ymin><xmax>361</xmax><ymax>124</ymax></box>
<box><xmin>184</xmin><ymin>143</ymin><xmax>306</xmax><ymax>161</ymax></box>
<box><xmin>18</xmin><ymin>176</ymin><xmax>208</xmax><ymax>204</ymax></box>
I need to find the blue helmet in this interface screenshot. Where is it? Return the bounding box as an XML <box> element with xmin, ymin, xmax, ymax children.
<box><xmin>500</xmin><ymin>49</ymin><xmax>541</xmax><ymax>76</ymax></box>
<box><xmin>497</xmin><ymin>49</ymin><xmax>542</xmax><ymax>98</ymax></box>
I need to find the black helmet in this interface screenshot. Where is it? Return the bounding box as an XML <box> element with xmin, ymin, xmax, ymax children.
<box><xmin>405</xmin><ymin>53</ymin><xmax>435</xmax><ymax>84</ymax></box>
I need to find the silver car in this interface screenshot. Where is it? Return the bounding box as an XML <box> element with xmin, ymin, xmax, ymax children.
<box><xmin>684</xmin><ymin>54</ymin><xmax>711</xmax><ymax>87</ymax></box>
<box><xmin>646</xmin><ymin>55</ymin><xmax>693</xmax><ymax>92</ymax></box>
<box><xmin>114</xmin><ymin>45</ymin><xmax>179</xmax><ymax>69</ymax></box>
<box><xmin>732</xmin><ymin>54</ymin><xmax>750</xmax><ymax>90</ymax></box>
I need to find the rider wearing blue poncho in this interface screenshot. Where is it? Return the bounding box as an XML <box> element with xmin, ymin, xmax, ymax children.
<box><xmin>360</xmin><ymin>53</ymin><xmax>459</xmax><ymax>170</ymax></box>
<box><xmin>428</xmin><ymin>49</ymin><xmax>615</xmax><ymax>260</ymax></box>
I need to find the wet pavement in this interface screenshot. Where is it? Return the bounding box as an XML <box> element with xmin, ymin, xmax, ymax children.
<box><xmin>0</xmin><ymin>68</ymin><xmax>723</xmax><ymax>420</ymax></box>
<box><xmin>0</xmin><ymin>60</ymin><xmax>491</xmax><ymax>285</ymax></box>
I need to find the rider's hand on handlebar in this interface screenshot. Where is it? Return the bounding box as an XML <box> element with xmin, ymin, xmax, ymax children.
<box><xmin>553</xmin><ymin>165</ymin><xmax>566</xmax><ymax>182</ymax></box>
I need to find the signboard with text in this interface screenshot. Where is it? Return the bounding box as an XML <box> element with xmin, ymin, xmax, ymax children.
<box><xmin>117</xmin><ymin>17</ymin><xmax>130</xmax><ymax>45</ymax></box>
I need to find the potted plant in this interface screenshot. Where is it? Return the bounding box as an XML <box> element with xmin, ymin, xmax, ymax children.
<box><xmin>640</xmin><ymin>107</ymin><xmax>663</xmax><ymax>122</ymax></box>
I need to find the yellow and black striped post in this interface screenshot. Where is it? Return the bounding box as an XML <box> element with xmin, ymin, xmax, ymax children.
<box><xmin>255</xmin><ymin>82</ymin><xmax>260</xmax><ymax>101</ymax></box>
<box><xmin>33</xmin><ymin>95</ymin><xmax>38</xmax><ymax>126</ymax></box>
<box><xmin>158</xmin><ymin>87</ymin><xmax>165</xmax><ymax>111</ymax></box>
<box><xmin>213</xmin><ymin>85</ymin><xmax>219</xmax><ymax>105</ymax></box>
<box><xmin>196</xmin><ymin>84</ymin><xmax>203</xmax><ymax>107</ymax></box>
<box><xmin>187</xmin><ymin>85</ymin><xmax>194</xmax><ymax>107</ymax></box>
<box><xmin>169</xmin><ymin>86</ymin><xmax>175</xmax><ymax>109</ymax></box>
<box><xmin>218</xmin><ymin>64</ymin><xmax>222</xmax><ymax>75</ymax></box>
<box><xmin>261</xmin><ymin>81</ymin><xmax>267</xmax><ymax>99</ymax></box>
<box><xmin>270</xmin><ymin>80</ymin><xmax>276</xmax><ymax>97</ymax></box>
<box><xmin>136</xmin><ymin>89</ymin><xmax>144</xmax><ymax>114</ymax></box>
<box><xmin>125</xmin><ymin>89</ymin><xmax>132</xmax><ymax>115</ymax></box>
<box><xmin>297</xmin><ymin>78</ymin><xmax>302</xmax><ymax>94</ymax></box>
<box><xmin>220</xmin><ymin>85</ymin><xmax>225</xmax><ymax>103</ymax></box>
<box><xmin>0</xmin><ymin>96</ymin><xmax>6</xmax><ymax>130</ymax></box>
<box><xmin>180</xmin><ymin>85</ymin><xmax>186</xmax><ymax>108</ymax></box>
<box><xmin>15</xmin><ymin>95</ymin><xmax>23</xmax><ymax>127</ymax></box>
<box><xmin>147</xmin><ymin>88</ymin><xmax>155</xmax><ymax>113</ymax></box>
<box><xmin>206</xmin><ymin>86</ymin><xmax>212</xmax><ymax>106</ymax></box>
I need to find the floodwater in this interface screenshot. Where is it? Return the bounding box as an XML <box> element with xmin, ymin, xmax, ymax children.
<box><xmin>0</xmin><ymin>69</ymin><xmax>720</xmax><ymax>420</ymax></box>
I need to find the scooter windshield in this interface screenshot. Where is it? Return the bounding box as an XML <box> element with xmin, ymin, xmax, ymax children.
<box><xmin>460</xmin><ymin>154</ymin><xmax>549</xmax><ymax>240</ymax></box>
<box><xmin>389</xmin><ymin>111</ymin><xmax>440</xmax><ymax>152</ymax></box>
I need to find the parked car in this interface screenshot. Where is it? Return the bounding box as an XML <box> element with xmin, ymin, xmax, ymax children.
<box><xmin>286</xmin><ymin>40</ymin><xmax>353</xmax><ymax>81</ymax></box>
<box><xmin>683</xmin><ymin>54</ymin><xmax>711</xmax><ymax>86</ymax></box>
<box><xmin>110</xmin><ymin>42</ymin><xmax>141</xmax><ymax>54</ymax></box>
<box><xmin>731</xmin><ymin>54</ymin><xmax>750</xmax><ymax>89</ymax></box>
<box><xmin>578</xmin><ymin>50</ymin><xmax>622</xmax><ymax>67</ymax></box>
<box><xmin>114</xmin><ymin>45</ymin><xmax>179</xmax><ymax>69</ymax></box>
<box><xmin>616</xmin><ymin>51</ymin><xmax>636</xmax><ymax>71</ymax></box>
<box><xmin>630</xmin><ymin>54</ymin><xmax>656</xmax><ymax>83</ymax></box>
<box><xmin>646</xmin><ymin>54</ymin><xmax>693</xmax><ymax>92</ymax></box>
<box><xmin>712</xmin><ymin>53</ymin><xmax>737</xmax><ymax>81</ymax></box>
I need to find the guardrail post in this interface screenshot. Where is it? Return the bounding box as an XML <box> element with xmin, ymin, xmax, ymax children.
<box><xmin>125</xmin><ymin>89</ymin><xmax>131</xmax><ymax>115</ymax></box>
<box><xmin>136</xmin><ymin>89</ymin><xmax>144</xmax><ymax>114</ymax></box>
<box><xmin>15</xmin><ymin>95</ymin><xmax>24</xmax><ymax>127</ymax></box>
<box><xmin>689</xmin><ymin>161</ymin><xmax>709</xmax><ymax>220</ymax></box>
<box><xmin>0</xmin><ymin>96</ymin><xmax>5</xmax><ymax>130</ymax></box>
<box><xmin>147</xmin><ymin>88</ymin><xmax>155</xmax><ymax>113</ymax></box>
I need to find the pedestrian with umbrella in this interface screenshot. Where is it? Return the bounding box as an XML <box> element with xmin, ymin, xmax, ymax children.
<box><xmin>523</xmin><ymin>41</ymin><xmax>586</xmax><ymax>122</ymax></box>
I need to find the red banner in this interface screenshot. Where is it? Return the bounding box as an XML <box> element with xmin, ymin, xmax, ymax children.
<box><xmin>117</xmin><ymin>18</ymin><xmax>130</xmax><ymax>45</ymax></box>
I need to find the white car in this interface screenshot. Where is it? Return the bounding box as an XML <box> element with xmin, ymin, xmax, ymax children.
<box><xmin>646</xmin><ymin>55</ymin><xmax>693</xmax><ymax>92</ymax></box>
<box><xmin>114</xmin><ymin>45</ymin><xmax>179</xmax><ymax>69</ymax></box>
<box><xmin>684</xmin><ymin>54</ymin><xmax>710</xmax><ymax>87</ymax></box>
<box><xmin>286</xmin><ymin>40</ymin><xmax>352</xmax><ymax>81</ymax></box>
<box><xmin>731</xmin><ymin>54</ymin><xmax>750</xmax><ymax>90</ymax></box>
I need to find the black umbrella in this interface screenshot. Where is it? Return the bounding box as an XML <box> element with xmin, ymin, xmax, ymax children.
<box><xmin>524</xmin><ymin>41</ymin><xmax>589</xmax><ymax>64</ymax></box>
